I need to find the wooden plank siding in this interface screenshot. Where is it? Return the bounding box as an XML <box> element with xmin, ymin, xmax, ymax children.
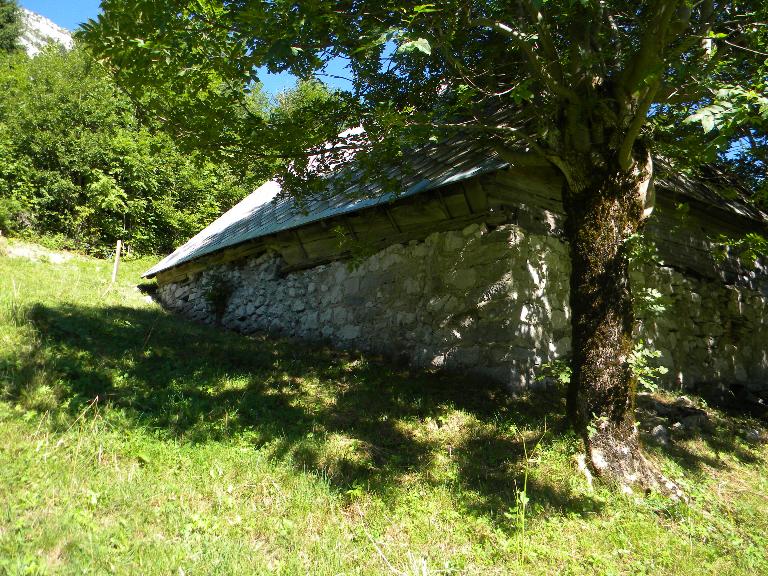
<box><xmin>156</xmin><ymin>169</ymin><xmax>515</xmax><ymax>284</ymax></box>
<box><xmin>156</xmin><ymin>165</ymin><xmax>765</xmax><ymax>285</ymax></box>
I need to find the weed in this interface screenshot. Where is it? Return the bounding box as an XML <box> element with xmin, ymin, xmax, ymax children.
<box><xmin>629</xmin><ymin>341</ymin><xmax>669</xmax><ymax>393</ymax></box>
<box><xmin>203</xmin><ymin>272</ymin><xmax>234</xmax><ymax>322</ymax></box>
<box><xmin>505</xmin><ymin>423</ymin><xmax>547</xmax><ymax>565</ymax></box>
<box><xmin>536</xmin><ymin>359</ymin><xmax>572</xmax><ymax>388</ymax></box>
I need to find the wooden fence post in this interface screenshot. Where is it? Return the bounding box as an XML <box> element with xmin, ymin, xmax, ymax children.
<box><xmin>111</xmin><ymin>239</ymin><xmax>122</xmax><ymax>283</ymax></box>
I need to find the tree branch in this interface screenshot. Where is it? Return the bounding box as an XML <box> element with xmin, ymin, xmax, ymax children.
<box><xmin>520</xmin><ymin>0</ymin><xmax>565</xmax><ymax>85</ymax></box>
<box><xmin>617</xmin><ymin>78</ymin><xmax>662</xmax><ymax>170</ymax></box>
<box><xmin>614</xmin><ymin>0</ymin><xmax>724</xmax><ymax>169</ymax></box>
<box><xmin>616</xmin><ymin>0</ymin><xmax>681</xmax><ymax>104</ymax></box>
<box><xmin>470</xmin><ymin>16</ymin><xmax>578</xmax><ymax>102</ymax></box>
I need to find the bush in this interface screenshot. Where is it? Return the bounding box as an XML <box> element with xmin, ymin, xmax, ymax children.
<box><xmin>0</xmin><ymin>196</ymin><xmax>23</xmax><ymax>236</ymax></box>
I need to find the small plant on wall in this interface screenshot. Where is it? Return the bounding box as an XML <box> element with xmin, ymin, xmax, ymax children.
<box><xmin>203</xmin><ymin>272</ymin><xmax>234</xmax><ymax>324</ymax></box>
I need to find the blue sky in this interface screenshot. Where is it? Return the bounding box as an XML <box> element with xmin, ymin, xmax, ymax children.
<box><xmin>20</xmin><ymin>0</ymin><xmax>100</xmax><ymax>31</ymax></box>
<box><xmin>19</xmin><ymin>1</ymin><xmax>350</xmax><ymax>96</ymax></box>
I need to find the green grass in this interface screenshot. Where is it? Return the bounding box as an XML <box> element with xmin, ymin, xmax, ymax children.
<box><xmin>0</xmin><ymin>240</ymin><xmax>766</xmax><ymax>575</ymax></box>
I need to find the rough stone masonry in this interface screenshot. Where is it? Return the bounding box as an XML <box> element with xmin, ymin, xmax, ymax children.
<box><xmin>157</xmin><ymin>221</ymin><xmax>768</xmax><ymax>392</ymax></box>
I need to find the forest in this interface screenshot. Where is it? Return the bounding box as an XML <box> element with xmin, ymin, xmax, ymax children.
<box><xmin>0</xmin><ymin>51</ymin><xmax>255</xmax><ymax>255</ymax></box>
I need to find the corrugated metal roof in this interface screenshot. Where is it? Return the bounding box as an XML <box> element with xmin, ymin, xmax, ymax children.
<box><xmin>655</xmin><ymin>160</ymin><xmax>767</xmax><ymax>223</ymax></box>
<box><xmin>143</xmin><ymin>139</ymin><xmax>507</xmax><ymax>277</ymax></box>
<box><xmin>143</xmin><ymin>140</ymin><xmax>766</xmax><ymax>279</ymax></box>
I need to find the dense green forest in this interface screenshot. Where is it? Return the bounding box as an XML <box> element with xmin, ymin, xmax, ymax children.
<box><xmin>0</xmin><ymin>0</ymin><xmax>296</xmax><ymax>257</ymax></box>
<box><xmin>0</xmin><ymin>0</ymin><xmax>21</xmax><ymax>53</ymax></box>
<box><xmin>0</xmin><ymin>44</ymin><xmax>259</xmax><ymax>256</ymax></box>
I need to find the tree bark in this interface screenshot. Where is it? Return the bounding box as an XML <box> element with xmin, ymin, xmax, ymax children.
<box><xmin>562</xmin><ymin>151</ymin><xmax>673</xmax><ymax>493</ymax></box>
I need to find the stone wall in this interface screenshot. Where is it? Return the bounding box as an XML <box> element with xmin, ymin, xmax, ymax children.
<box><xmin>156</xmin><ymin>220</ymin><xmax>768</xmax><ymax>393</ymax></box>
<box><xmin>634</xmin><ymin>264</ymin><xmax>768</xmax><ymax>391</ymax></box>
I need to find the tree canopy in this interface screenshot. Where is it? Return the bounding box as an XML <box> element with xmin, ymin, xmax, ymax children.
<box><xmin>0</xmin><ymin>0</ymin><xmax>22</xmax><ymax>54</ymax></box>
<box><xmin>80</xmin><ymin>1</ymin><xmax>767</xmax><ymax>194</ymax></box>
<box><xmin>80</xmin><ymin>0</ymin><xmax>768</xmax><ymax>492</ymax></box>
<box><xmin>0</xmin><ymin>39</ymin><xmax>351</xmax><ymax>256</ymax></box>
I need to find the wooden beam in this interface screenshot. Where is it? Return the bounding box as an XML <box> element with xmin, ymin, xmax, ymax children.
<box><xmin>279</xmin><ymin>211</ymin><xmax>509</xmax><ymax>273</ymax></box>
<box><xmin>384</xmin><ymin>206</ymin><xmax>402</xmax><ymax>233</ymax></box>
<box><xmin>462</xmin><ymin>187</ymin><xmax>475</xmax><ymax>214</ymax></box>
<box><xmin>436</xmin><ymin>190</ymin><xmax>453</xmax><ymax>219</ymax></box>
<box><xmin>294</xmin><ymin>230</ymin><xmax>309</xmax><ymax>259</ymax></box>
<box><xmin>344</xmin><ymin>217</ymin><xmax>359</xmax><ymax>240</ymax></box>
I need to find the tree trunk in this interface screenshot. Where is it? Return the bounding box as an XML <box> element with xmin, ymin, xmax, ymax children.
<box><xmin>562</xmin><ymin>153</ymin><xmax>673</xmax><ymax>493</ymax></box>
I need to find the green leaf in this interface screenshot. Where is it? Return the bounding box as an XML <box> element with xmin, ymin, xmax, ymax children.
<box><xmin>701</xmin><ymin>113</ymin><xmax>715</xmax><ymax>133</ymax></box>
<box><xmin>413</xmin><ymin>4</ymin><xmax>438</xmax><ymax>14</ymax></box>
<box><xmin>397</xmin><ymin>37</ymin><xmax>431</xmax><ymax>55</ymax></box>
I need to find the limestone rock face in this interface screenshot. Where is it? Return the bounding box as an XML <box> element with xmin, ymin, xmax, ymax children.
<box><xmin>20</xmin><ymin>9</ymin><xmax>74</xmax><ymax>57</ymax></box>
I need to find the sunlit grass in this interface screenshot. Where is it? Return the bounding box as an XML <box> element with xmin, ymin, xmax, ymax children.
<box><xmin>0</xmin><ymin>240</ymin><xmax>766</xmax><ymax>575</ymax></box>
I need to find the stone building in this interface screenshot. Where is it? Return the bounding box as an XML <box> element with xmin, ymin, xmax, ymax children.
<box><xmin>145</xmin><ymin>142</ymin><xmax>768</xmax><ymax>393</ymax></box>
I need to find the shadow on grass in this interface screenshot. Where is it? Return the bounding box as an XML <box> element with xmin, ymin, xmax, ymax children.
<box><xmin>7</xmin><ymin>302</ymin><xmax>760</xmax><ymax>525</ymax></box>
<box><xmin>638</xmin><ymin>393</ymin><xmax>764</xmax><ymax>479</ymax></box>
<box><xmin>2</xmin><ymin>302</ymin><xmax>600</xmax><ymax>525</ymax></box>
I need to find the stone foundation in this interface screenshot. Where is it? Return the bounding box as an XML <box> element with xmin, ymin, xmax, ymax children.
<box><xmin>157</xmin><ymin>222</ymin><xmax>768</xmax><ymax>392</ymax></box>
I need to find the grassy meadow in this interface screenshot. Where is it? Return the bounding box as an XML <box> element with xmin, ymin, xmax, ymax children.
<box><xmin>0</xmin><ymin>239</ymin><xmax>766</xmax><ymax>575</ymax></box>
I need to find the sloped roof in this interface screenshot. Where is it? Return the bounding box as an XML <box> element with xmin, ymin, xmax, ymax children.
<box><xmin>143</xmin><ymin>142</ymin><xmax>767</xmax><ymax>279</ymax></box>
<box><xmin>654</xmin><ymin>160</ymin><xmax>767</xmax><ymax>223</ymax></box>
<box><xmin>143</xmin><ymin>140</ymin><xmax>506</xmax><ymax>277</ymax></box>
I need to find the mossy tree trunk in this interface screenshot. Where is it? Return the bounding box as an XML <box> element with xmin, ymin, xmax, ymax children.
<box><xmin>562</xmin><ymin>150</ymin><xmax>667</xmax><ymax>491</ymax></box>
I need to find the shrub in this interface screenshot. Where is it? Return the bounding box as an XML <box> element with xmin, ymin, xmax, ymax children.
<box><xmin>0</xmin><ymin>196</ymin><xmax>23</xmax><ymax>236</ymax></box>
<box><xmin>204</xmin><ymin>273</ymin><xmax>234</xmax><ymax>323</ymax></box>
<box><xmin>0</xmin><ymin>47</ymin><xmax>254</xmax><ymax>257</ymax></box>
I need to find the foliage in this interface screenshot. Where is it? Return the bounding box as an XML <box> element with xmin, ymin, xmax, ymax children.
<box><xmin>0</xmin><ymin>247</ymin><xmax>767</xmax><ymax>574</ymax></box>
<box><xmin>0</xmin><ymin>0</ymin><xmax>21</xmax><ymax>54</ymax></box>
<box><xmin>628</xmin><ymin>342</ymin><xmax>670</xmax><ymax>393</ymax></box>
<box><xmin>634</xmin><ymin>287</ymin><xmax>668</xmax><ymax>317</ymax></box>
<box><xmin>539</xmin><ymin>346</ymin><xmax>669</xmax><ymax>394</ymax></box>
<box><xmin>78</xmin><ymin>1</ymin><xmax>768</xmax><ymax>192</ymax></box>
<box><xmin>686</xmin><ymin>87</ymin><xmax>768</xmax><ymax>137</ymax></box>
<box><xmin>712</xmin><ymin>232</ymin><xmax>768</xmax><ymax>268</ymax></box>
<box><xmin>203</xmin><ymin>272</ymin><xmax>234</xmax><ymax>322</ymax></box>
<box><xmin>0</xmin><ymin>195</ymin><xmax>22</xmax><ymax>235</ymax></box>
<box><xmin>536</xmin><ymin>359</ymin><xmax>572</xmax><ymax>388</ymax></box>
<box><xmin>0</xmin><ymin>46</ymin><xmax>254</xmax><ymax>256</ymax></box>
<box><xmin>626</xmin><ymin>233</ymin><xmax>664</xmax><ymax>267</ymax></box>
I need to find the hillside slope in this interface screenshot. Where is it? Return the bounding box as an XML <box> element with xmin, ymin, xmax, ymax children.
<box><xmin>0</xmin><ymin>240</ymin><xmax>766</xmax><ymax>574</ymax></box>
